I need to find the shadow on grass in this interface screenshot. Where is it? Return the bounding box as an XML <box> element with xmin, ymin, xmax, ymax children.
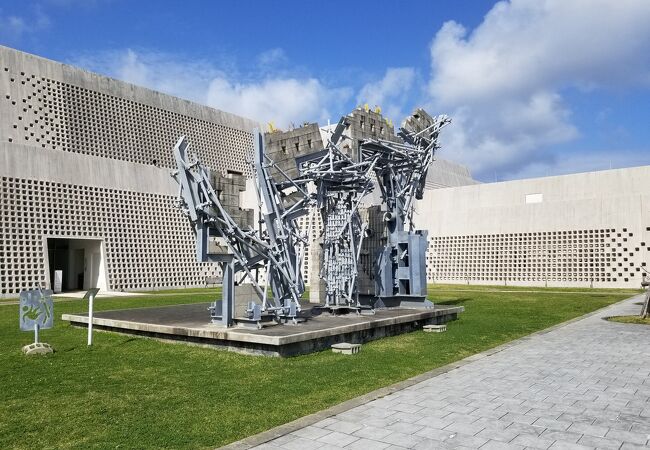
<box><xmin>436</xmin><ymin>297</ymin><xmax>473</xmax><ymax>306</ymax></box>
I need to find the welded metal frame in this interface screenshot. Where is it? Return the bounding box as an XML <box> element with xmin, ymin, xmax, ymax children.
<box><xmin>296</xmin><ymin>117</ymin><xmax>378</xmax><ymax>309</ymax></box>
<box><xmin>172</xmin><ymin>130</ymin><xmax>311</xmax><ymax>326</ymax></box>
<box><xmin>172</xmin><ymin>108</ymin><xmax>450</xmax><ymax>325</ymax></box>
<box><xmin>361</xmin><ymin>110</ymin><xmax>451</xmax><ymax>302</ymax></box>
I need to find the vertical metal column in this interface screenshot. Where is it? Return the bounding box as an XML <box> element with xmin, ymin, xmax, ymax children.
<box><xmin>221</xmin><ymin>258</ymin><xmax>235</xmax><ymax>327</ymax></box>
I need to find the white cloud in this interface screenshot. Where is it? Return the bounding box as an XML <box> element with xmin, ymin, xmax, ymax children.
<box><xmin>74</xmin><ymin>49</ymin><xmax>352</xmax><ymax>128</ymax></box>
<box><xmin>428</xmin><ymin>0</ymin><xmax>650</xmax><ymax>179</ymax></box>
<box><xmin>256</xmin><ymin>48</ymin><xmax>287</xmax><ymax>67</ymax></box>
<box><xmin>0</xmin><ymin>7</ymin><xmax>50</xmax><ymax>41</ymax></box>
<box><xmin>207</xmin><ymin>77</ymin><xmax>351</xmax><ymax>128</ymax></box>
<box><xmin>74</xmin><ymin>49</ymin><xmax>222</xmax><ymax>104</ymax></box>
<box><xmin>357</xmin><ymin>67</ymin><xmax>416</xmax><ymax>122</ymax></box>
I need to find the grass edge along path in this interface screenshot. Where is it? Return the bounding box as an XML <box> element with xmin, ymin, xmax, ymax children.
<box><xmin>605</xmin><ymin>315</ymin><xmax>650</xmax><ymax>325</ymax></box>
<box><xmin>0</xmin><ymin>286</ymin><xmax>638</xmax><ymax>449</ymax></box>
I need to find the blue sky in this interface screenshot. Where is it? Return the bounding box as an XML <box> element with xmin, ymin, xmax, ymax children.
<box><xmin>2</xmin><ymin>0</ymin><xmax>650</xmax><ymax>182</ymax></box>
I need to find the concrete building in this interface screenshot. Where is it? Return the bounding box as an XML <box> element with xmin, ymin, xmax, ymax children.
<box><xmin>0</xmin><ymin>45</ymin><xmax>259</xmax><ymax>297</ymax></box>
<box><xmin>0</xmin><ymin>46</ymin><xmax>478</xmax><ymax>298</ymax></box>
<box><xmin>5</xmin><ymin>44</ymin><xmax>644</xmax><ymax>297</ymax></box>
<box><xmin>417</xmin><ymin>166</ymin><xmax>650</xmax><ymax>288</ymax></box>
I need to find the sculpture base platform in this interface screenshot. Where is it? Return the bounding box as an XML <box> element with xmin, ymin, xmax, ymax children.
<box><xmin>62</xmin><ymin>303</ymin><xmax>463</xmax><ymax>357</ymax></box>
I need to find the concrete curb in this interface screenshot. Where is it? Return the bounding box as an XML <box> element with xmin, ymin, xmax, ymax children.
<box><xmin>217</xmin><ymin>294</ymin><xmax>643</xmax><ymax>450</ymax></box>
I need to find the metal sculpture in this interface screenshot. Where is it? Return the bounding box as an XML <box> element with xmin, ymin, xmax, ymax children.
<box><xmin>360</xmin><ymin>109</ymin><xmax>450</xmax><ymax>306</ymax></box>
<box><xmin>296</xmin><ymin>118</ymin><xmax>377</xmax><ymax>311</ymax></box>
<box><xmin>172</xmin><ymin>130</ymin><xmax>312</xmax><ymax>327</ymax></box>
<box><xmin>172</xmin><ymin>108</ymin><xmax>450</xmax><ymax>326</ymax></box>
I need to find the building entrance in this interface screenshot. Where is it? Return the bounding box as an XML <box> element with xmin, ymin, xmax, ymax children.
<box><xmin>46</xmin><ymin>238</ymin><xmax>106</xmax><ymax>292</ymax></box>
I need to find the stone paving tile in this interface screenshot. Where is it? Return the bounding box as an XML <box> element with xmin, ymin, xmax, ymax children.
<box><xmin>503</xmin><ymin>412</ymin><xmax>541</xmax><ymax>425</ymax></box>
<box><xmin>576</xmin><ymin>434</ymin><xmax>624</xmax><ymax>450</ymax></box>
<box><xmin>539</xmin><ymin>429</ymin><xmax>582</xmax><ymax>444</ymax></box>
<box><xmin>390</xmin><ymin>411</ymin><xmax>424</xmax><ymax>424</ymax></box>
<box><xmin>510</xmin><ymin>433</ymin><xmax>555</xmax><ymax>449</ymax></box>
<box><xmin>316</xmin><ymin>431</ymin><xmax>358</xmax><ymax>447</ymax></box>
<box><xmin>620</xmin><ymin>443</ymin><xmax>650</xmax><ymax>450</ymax></box>
<box><xmin>290</xmin><ymin>426</ymin><xmax>332</xmax><ymax>440</ymax></box>
<box><xmin>480</xmin><ymin>439</ymin><xmax>526</xmax><ymax>450</ymax></box>
<box><xmin>253</xmin><ymin>444</ymin><xmax>281</xmax><ymax>450</ymax></box>
<box><xmin>439</xmin><ymin>411</ymin><xmax>480</xmax><ymax>424</ymax></box>
<box><xmin>414</xmin><ymin>426</ymin><xmax>455</xmax><ymax>442</ymax></box>
<box><xmin>604</xmin><ymin>428</ymin><xmax>649</xmax><ymax>446</ymax></box>
<box><xmin>323</xmin><ymin>420</ymin><xmax>363</xmax><ymax>435</ymax></box>
<box><xmin>254</xmin><ymin>296</ymin><xmax>650</xmax><ymax>450</ymax></box>
<box><xmin>273</xmin><ymin>436</ymin><xmax>324</xmax><ymax>450</ymax></box>
<box><xmin>440</xmin><ymin>432</ymin><xmax>489</xmax><ymax>448</ymax></box>
<box><xmin>312</xmin><ymin>445</ymin><xmax>343</xmax><ymax>450</ymax></box>
<box><xmin>351</xmin><ymin>425</ymin><xmax>393</xmax><ymax>440</ymax></box>
<box><xmin>269</xmin><ymin>434</ymin><xmax>297</xmax><ymax>446</ymax></box>
<box><xmin>476</xmin><ymin>426</ymin><xmax>520</xmax><ymax>443</ymax></box>
<box><xmin>413</xmin><ymin>415</ymin><xmax>454</xmax><ymax>429</ymax></box>
<box><xmin>443</xmin><ymin>420</ymin><xmax>485</xmax><ymax>436</ymax></box>
<box><xmin>470</xmin><ymin>407</ymin><xmax>509</xmax><ymax>420</ymax></box>
<box><xmin>360</xmin><ymin>416</ymin><xmax>398</xmax><ymax>428</ymax></box>
<box><xmin>547</xmin><ymin>441</ymin><xmax>593</xmax><ymax>450</ymax></box>
<box><xmin>386</xmin><ymin>421</ymin><xmax>424</xmax><ymax>435</ymax></box>
<box><xmin>533</xmin><ymin>417</ymin><xmax>571</xmax><ymax>432</ymax></box>
<box><xmin>313</xmin><ymin>418</ymin><xmax>338</xmax><ymax>429</ymax></box>
<box><xmin>591</xmin><ymin>417</ymin><xmax>634</xmax><ymax>431</ymax></box>
<box><xmin>376</xmin><ymin>430</ymin><xmax>425</xmax><ymax>448</ymax></box>
<box><xmin>566</xmin><ymin>422</ymin><xmax>609</xmax><ymax>437</ymax></box>
<box><xmin>630</xmin><ymin>421</ymin><xmax>650</xmax><ymax>434</ymax></box>
<box><xmin>343</xmin><ymin>437</ymin><xmax>391</xmax><ymax>450</ymax></box>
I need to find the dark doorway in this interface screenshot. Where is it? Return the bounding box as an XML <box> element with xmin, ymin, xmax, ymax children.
<box><xmin>46</xmin><ymin>238</ymin><xmax>103</xmax><ymax>292</ymax></box>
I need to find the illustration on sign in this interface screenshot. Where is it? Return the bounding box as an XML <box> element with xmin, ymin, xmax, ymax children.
<box><xmin>19</xmin><ymin>289</ymin><xmax>54</xmax><ymax>331</ymax></box>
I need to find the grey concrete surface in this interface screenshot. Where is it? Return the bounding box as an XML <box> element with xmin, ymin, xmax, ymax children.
<box><xmin>417</xmin><ymin>164</ymin><xmax>650</xmax><ymax>290</ymax></box>
<box><xmin>253</xmin><ymin>295</ymin><xmax>650</xmax><ymax>449</ymax></box>
<box><xmin>63</xmin><ymin>303</ymin><xmax>463</xmax><ymax>356</ymax></box>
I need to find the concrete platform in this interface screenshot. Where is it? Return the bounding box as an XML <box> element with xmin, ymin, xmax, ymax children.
<box><xmin>62</xmin><ymin>303</ymin><xmax>464</xmax><ymax>357</ymax></box>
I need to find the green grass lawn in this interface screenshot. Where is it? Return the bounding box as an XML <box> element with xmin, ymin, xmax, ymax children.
<box><xmin>606</xmin><ymin>315</ymin><xmax>650</xmax><ymax>325</ymax></box>
<box><xmin>0</xmin><ymin>286</ymin><xmax>637</xmax><ymax>449</ymax></box>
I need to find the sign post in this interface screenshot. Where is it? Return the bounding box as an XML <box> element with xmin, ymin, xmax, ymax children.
<box><xmin>20</xmin><ymin>288</ymin><xmax>54</xmax><ymax>355</ymax></box>
<box><xmin>84</xmin><ymin>288</ymin><xmax>100</xmax><ymax>346</ymax></box>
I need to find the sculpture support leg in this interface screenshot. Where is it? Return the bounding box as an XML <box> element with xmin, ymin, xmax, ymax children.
<box><xmin>222</xmin><ymin>259</ymin><xmax>235</xmax><ymax>327</ymax></box>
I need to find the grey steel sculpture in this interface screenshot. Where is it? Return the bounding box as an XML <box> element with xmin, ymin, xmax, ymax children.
<box><xmin>296</xmin><ymin>118</ymin><xmax>377</xmax><ymax>310</ymax></box>
<box><xmin>172</xmin><ymin>108</ymin><xmax>449</xmax><ymax>326</ymax></box>
<box><xmin>172</xmin><ymin>130</ymin><xmax>311</xmax><ymax>327</ymax></box>
<box><xmin>361</xmin><ymin>110</ymin><xmax>450</xmax><ymax>307</ymax></box>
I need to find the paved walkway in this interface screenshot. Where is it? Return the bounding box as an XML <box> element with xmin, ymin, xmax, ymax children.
<box><xmin>256</xmin><ymin>295</ymin><xmax>650</xmax><ymax>449</ymax></box>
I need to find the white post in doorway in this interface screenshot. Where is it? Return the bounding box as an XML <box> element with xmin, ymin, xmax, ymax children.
<box><xmin>84</xmin><ymin>288</ymin><xmax>100</xmax><ymax>346</ymax></box>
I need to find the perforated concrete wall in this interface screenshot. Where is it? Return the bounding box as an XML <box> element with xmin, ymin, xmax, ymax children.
<box><xmin>429</xmin><ymin>228</ymin><xmax>650</xmax><ymax>285</ymax></box>
<box><xmin>0</xmin><ymin>48</ymin><xmax>255</xmax><ymax>176</ymax></box>
<box><xmin>0</xmin><ymin>46</ymin><xmax>256</xmax><ymax>296</ymax></box>
<box><xmin>417</xmin><ymin>166</ymin><xmax>650</xmax><ymax>288</ymax></box>
<box><xmin>0</xmin><ymin>175</ymin><xmax>220</xmax><ymax>296</ymax></box>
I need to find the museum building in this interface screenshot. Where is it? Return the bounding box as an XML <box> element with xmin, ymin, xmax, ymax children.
<box><xmin>0</xmin><ymin>45</ymin><xmax>258</xmax><ymax>297</ymax></box>
<box><xmin>1</xmin><ymin>45</ymin><xmax>649</xmax><ymax>296</ymax></box>
<box><xmin>417</xmin><ymin>166</ymin><xmax>650</xmax><ymax>288</ymax></box>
